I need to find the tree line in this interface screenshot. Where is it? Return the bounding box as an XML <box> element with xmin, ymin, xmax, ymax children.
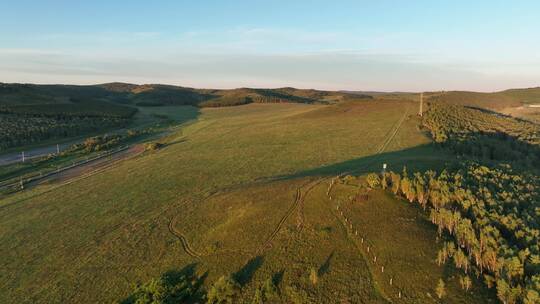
<box><xmin>0</xmin><ymin>99</ymin><xmax>138</xmax><ymax>151</ymax></box>
<box><xmin>0</xmin><ymin>114</ymin><xmax>129</xmax><ymax>151</ymax></box>
<box><xmin>0</xmin><ymin>100</ymin><xmax>137</xmax><ymax>118</ymax></box>
<box><xmin>367</xmin><ymin>101</ymin><xmax>540</xmax><ymax>303</ymax></box>
<box><xmin>371</xmin><ymin>164</ymin><xmax>539</xmax><ymax>303</ymax></box>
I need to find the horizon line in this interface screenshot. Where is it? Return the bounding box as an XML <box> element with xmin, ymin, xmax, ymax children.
<box><xmin>2</xmin><ymin>81</ymin><xmax>539</xmax><ymax>94</ymax></box>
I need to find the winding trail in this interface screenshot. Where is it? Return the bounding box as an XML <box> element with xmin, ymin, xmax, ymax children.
<box><xmin>168</xmin><ymin>212</ymin><xmax>202</xmax><ymax>259</ymax></box>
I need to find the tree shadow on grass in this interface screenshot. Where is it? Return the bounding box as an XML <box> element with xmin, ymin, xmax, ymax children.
<box><xmin>273</xmin><ymin>143</ymin><xmax>453</xmax><ymax>181</ymax></box>
<box><xmin>318</xmin><ymin>251</ymin><xmax>335</xmax><ymax>277</ymax></box>
<box><xmin>272</xmin><ymin>269</ymin><xmax>285</xmax><ymax>287</ymax></box>
<box><xmin>234</xmin><ymin>255</ymin><xmax>265</xmax><ymax>286</ymax></box>
<box><xmin>192</xmin><ymin>270</ymin><xmax>209</xmax><ymax>302</ymax></box>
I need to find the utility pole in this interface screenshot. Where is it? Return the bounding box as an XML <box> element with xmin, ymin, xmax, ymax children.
<box><xmin>419</xmin><ymin>92</ymin><xmax>424</xmax><ymax>117</ymax></box>
<box><xmin>56</xmin><ymin>144</ymin><xmax>60</xmax><ymax>154</ymax></box>
<box><xmin>21</xmin><ymin>151</ymin><xmax>25</xmax><ymax>163</ymax></box>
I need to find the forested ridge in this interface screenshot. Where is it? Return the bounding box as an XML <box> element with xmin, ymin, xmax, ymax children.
<box><xmin>0</xmin><ymin>115</ymin><xmax>129</xmax><ymax>151</ymax></box>
<box><xmin>423</xmin><ymin>103</ymin><xmax>539</xmax><ymax>168</ymax></box>
<box><xmin>0</xmin><ymin>101</ymin><xmax>136</xmax><ymax>151</ymax></box>
<box><xmin>371</xmin><ymin>102</ymin><xmax>540</xmax><ymax>303</ymax></box>
<box><xmin>0</xmin><ymin>100</ymin><xmax>137</xmax><ymax>118</ymax></box>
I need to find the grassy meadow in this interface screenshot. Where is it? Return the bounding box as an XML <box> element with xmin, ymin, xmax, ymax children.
<box><xmin>0</xmin><ymin>98</ymin><xmax>491</xmax><ymax>303</ymax></box>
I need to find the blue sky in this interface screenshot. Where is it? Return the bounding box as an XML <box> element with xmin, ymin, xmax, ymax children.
<box><xmin>1</xmin><ymin>0</ymin><xmax>539</xmax><ymax>91</ymax></box>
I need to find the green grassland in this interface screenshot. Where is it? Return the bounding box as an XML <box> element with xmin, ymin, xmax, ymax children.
<box><xmin>3</xmin><ymin>82</ymin><xmax>539</xmax><ymax>303</ymax></box>
<box><xmin>0</xmin><ymin>96</ymin><xmax>500</xmax><ymax>303</ymax></box>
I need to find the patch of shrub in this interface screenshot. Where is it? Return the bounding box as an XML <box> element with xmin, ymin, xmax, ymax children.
<box><xmin>365</xmin><ymin>173</ymin><xmax>381</xmax><ymax>188</ymax></box>
<box><xmin>120</xmin><ymin>271</ymin><xmax>195</xmax><ymax>304</ymax></box>
<box><xmin>206</xmin><ymin>275</ymin><xmax>240</xmax><ymax>304</ymax></box>
<box><xmin>145</xmin><ymin>142</ymin><xmax>163</xmax><ymax>151</ymax></box>
<box><xmin>252</xmin><ymin>278</ymin><xmax>278</xmax><ymax>304</ymax></box>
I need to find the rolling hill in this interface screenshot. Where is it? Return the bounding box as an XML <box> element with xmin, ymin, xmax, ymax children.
<box><xmin>0</xmin><ymin>98</ymin><xmax>453</xmax><ymax>303</ymax></box>
<box><xmin>0</xmin><ymin>83</ymin><xmax>539</xmax><ymax>303</ymax></box>
<box><xmin>425</xmin><ymin>87</ymin><xmax>540</xmax><ymax>110</ymax></box>
<box><xmin>0</xmin><ymin>82</ymin><xmax>369</xmax><ymax>109</ymax></box>
<box><xmin>0</xmin><ymin>83</ymin><xmax>374</xmax><ymax>151</ymax></box>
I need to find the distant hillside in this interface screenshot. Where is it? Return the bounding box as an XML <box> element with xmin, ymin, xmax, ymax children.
<box><xmin>0</xmin><ymin>83</ymin><xmax>139</xmax><ymax>151</ymax></box>
<box><xmin>0</xmin><ymin>83</ymin><xmax>372</xmax><ymax>109</ymax></box>
<box><xmin>0</xmin><ymin>83</ymin><xmax>112</xmax><ymax>105</ymax></box>
<box><xmin>501</xmin><ymin>87</ymin><xmax>540</xmax><ymax>105</ymax></box>
<box><xmin>427</xmin><ymin>87</ymin><xmax>540</xmax><ymax>111</ymax></box>
<box><xmin>3</xmin><ymin>82</ymin><xmax>539</xmax><ymax>113</ymax></box>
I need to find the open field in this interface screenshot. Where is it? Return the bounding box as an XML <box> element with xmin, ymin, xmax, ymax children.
<box><xmin>0</xmin><ymin>98</ymin><xmax>489</xmax><ymax>303</ymax></box>
<box><xmin>4</xmin><ymin>2</ymin><xmax>540</xmax><ymax>302</ymax></box>
<box><xmin>2</xmin><ymin>88</ymin><xmax>538</xmax><ymax>303</ymax></box>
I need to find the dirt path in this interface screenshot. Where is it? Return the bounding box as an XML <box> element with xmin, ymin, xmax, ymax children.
<box><xmin>168</xmin><ymin>213</ymin><xmax>202</xmax><ymax>259</ymax></box>
<box><xmin>166</xmin><ymin>191</ymin><xmax>258</xmax><ymax>259</ymax></box>
<box><xmin>257</xmin><ymin>178</ymin><xmax>325</xmax><ymax>252</ymax></box>
<box><xmin>376</xmin><ymin>105</ymin><xmax>410</xmax><ymax>154</ymax></box>
<box><xmin>259</xmin><ymin>187</ymin><xmax>302</xmax><ymax>252</ymax></box>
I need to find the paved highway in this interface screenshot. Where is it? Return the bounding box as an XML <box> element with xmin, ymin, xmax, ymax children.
<box><xmin>0</xmin><ymin>141</ymin><xmax>77</xmax><ymax>166</ymax></box>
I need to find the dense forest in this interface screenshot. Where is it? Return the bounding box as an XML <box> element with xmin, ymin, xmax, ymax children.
<box><xmin>0</xmin><ymin>101</ymin><xmax>136</xmax><ymax>151</ymax></box>
<box><xmin>370</xmin><ymin>102</ymin><xmax>540</xmax><ymax>303</ymax></box>
<box><xmin>0</xmin><ymin>100</ymin><xmax>137</xmax><ymax>118</ymax></box>
<box><xmin>422</xmin><ymin>102</ymin><xmax>539</xmax><ymax>169</ymax></box>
